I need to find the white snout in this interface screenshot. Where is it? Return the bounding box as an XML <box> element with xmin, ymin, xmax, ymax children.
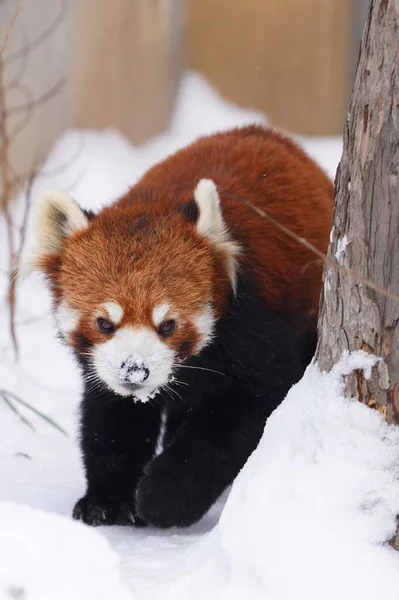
<box><xmin>92</xmin><ymin>326</ymin><xmax>175</xmax><ymax>401</ymax></box>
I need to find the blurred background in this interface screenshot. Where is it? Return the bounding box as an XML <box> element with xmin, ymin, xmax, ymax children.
<box><xmin>0</xmin><ymin>0</ymin><xmax>368</xmax><ymax>184</ymax></box>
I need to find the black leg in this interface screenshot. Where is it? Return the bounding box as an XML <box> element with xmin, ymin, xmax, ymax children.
<box><xmin>73</xmin><ymin>384</ymin><xmax>162</xmax><ymax>527</ymax></box>
<box><xmin>135</xmin><ymin>385</ymin><xmax>268</xmax><ymax>529</ymax></box>
<box><xmin>135</xmin><ymin>309</ymin><xmax>303</xmax><ymax>529</ymax></box>
<box><xmin>162</xmin><ymin>404</ymin><xmax>189</xmax><ymax>448</ymax></box>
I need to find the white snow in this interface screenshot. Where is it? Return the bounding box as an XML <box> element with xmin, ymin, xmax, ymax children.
<box><xmin>118</xmin><ymin>356</ymin><xmax>147</xmax><ymax>384</ymax></box>
<box><xmin>335</xmin><ymin>234</ymin><xmax>350</xmax><ymax>262</ymax></box>
<box><xmin>1</xmin><ymin>69</ymin><xmax>397</xmax><ymax>599</ymax></box>
<box><xmin>161</xmin><ymin>353</ymin><xmax>399</xmax><ymax>600</ymax></box>
<box><xmin>0</xmin><ymin>502</ymin><xmax>132</xmax><ymax>600</ymax></box>
<box><xmin>324</xmin><ymin>268</ymin><xmax>332</xmax><ymax>293</ymax></box>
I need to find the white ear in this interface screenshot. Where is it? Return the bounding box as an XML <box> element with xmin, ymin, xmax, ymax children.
<box><xmin>193</xmin><ymin>179</ymin><xmax>240</xmax><ymax>292</ymax></box>
<box><xmin>35</xmin><ymin>189</ymin><xmax>88</xmax><ymax>255</ymax></box>
<box><xmin>194</xmin><ymin>179</ymin><xmax>225</xmax><ymax>239</ymax></box>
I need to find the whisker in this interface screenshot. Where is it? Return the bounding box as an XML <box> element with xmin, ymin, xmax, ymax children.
<box><xmin>83</xmin><ymin>381</ymin><xmax>98</xmax><ymax>391</ymax></box>
<box><xmin>173</xmin><ymin>364</ymin><xmax>225</xmax><ymax>376</ymax></box>
<box><xmin>82</xmin><ymin>373</ymin><xmax>99</xmax><ymax>383</ymax></box>
<box><xmin>83</xmin><ymin>380</ymin><xmax>104</xmax><ymax>396</ymax></box>
<box><xmin>161</xmin><ymin>385</ymin><xmax>174</xmax><ymax>402</ymax></box>
<box><xmin>172</xmin><ymin>379</ymin><xmax>189</xmax><ymax>387</ymax></box>
<box><xmin>166</xmin><ymin>384</ymin><xmax>183</xmax><ymax>402</ymax></box>
<box><xmin>82</xmin><ymin>371</ymin><xmax>100</xmax><ymax>382</ymax></box>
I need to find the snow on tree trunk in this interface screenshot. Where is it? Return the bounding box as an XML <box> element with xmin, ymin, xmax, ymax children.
<box><xmin>316</xmin><ymin>0</ymin><xmax>399</xmax><ymax>546</ymax></box>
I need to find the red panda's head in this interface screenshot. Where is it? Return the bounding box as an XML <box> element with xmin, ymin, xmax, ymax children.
<box><xmin>31</xmin><ymin>180</ymin><xmax>239</xmax><ymax>401</ymax></box>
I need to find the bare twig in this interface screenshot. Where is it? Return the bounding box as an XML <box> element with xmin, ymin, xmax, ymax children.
<box><xmin>19</xmin><ymin>167</ymin><xmax>36</xmax><ymax>243</ymax></box>
<box><xmin>15</xmin><ymin>452</ymin><xmax>32</xmax><ymax>460</ymax></box>
<box><xmin>2</xmin><ymin>388</ymin><xmax>68</xmax><ymax>436</ymax></box>
<box><xmin>0</xmin><ymin>60</ymin><xmax>11</xmax><ymax>210</ymax></box>
<box><xmin>7</xmin><ymin>77</ymin><xmax>66</xmax><ymax>115</ymax></box>
<box><xmin>0</xmin><ymin>0</ymin><xmax>22</xmax><ymax>58</ymax></box>
<box><xmin>3</xmin><ymin>0</ymin><xmax>68</xmax><ymax>66</ymax></box>
<box><xmin>221</xmin><ymin>188</ymin><xmax>399</xmax><ymax>305</ymax></box>
<box><xmin>0</xmin><ymin>54</ymin><xmax>19</xmax><ymax>356</ymax></box>
<box><xmin>7</xmin><ymin>81</ymin><xmax>34</xmax><ymax>139</ymax></box>
<box><xmin>4</xmin><ymin>29</ymin><xmax>29</xmax><ymax>88</ymax></box>
<box><xmin>7</xmin><ymin>167</ymin><xmax>36</xmax><ymax>353</ymax></box>
<box><xmin>8</xmin><ymin>132</ymin><xmax>86</xmax><ymax>197</ymax></box>
<box><xmin>0</xmin><ymin>3</ymin><xmax>21</xmax><ymax>357</ymax></box>
<box><xmin>0</xmin><ymin>389</ymin><xmax>35</xmax><ymax>431</ymax></box>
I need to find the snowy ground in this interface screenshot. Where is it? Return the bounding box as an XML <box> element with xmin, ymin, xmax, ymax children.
<box><xmin>1</xmin><ymin>71</ymin><xmax>399</xmax><ymax>599</ymax></box>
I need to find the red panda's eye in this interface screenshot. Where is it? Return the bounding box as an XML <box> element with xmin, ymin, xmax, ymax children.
<box><xmin>97</xmin><ymin>317</ymin><xmax>116</xmax><ymax>334</ymax></box>
<box><xmin>158</xmin><ymin>319</ymin><xmax>176</xmax><ymax>337</ymax></box>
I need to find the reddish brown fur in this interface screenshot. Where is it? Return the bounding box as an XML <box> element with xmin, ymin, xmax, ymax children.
<box><xmin>125</xmin><ymin>125</ymin><xmax>333</xmax><ymax>321</ymax></box>
<box><xmin>40</xmin><ymin>125</ymin><xmax>333</xmax><ymax>350</ymax></box>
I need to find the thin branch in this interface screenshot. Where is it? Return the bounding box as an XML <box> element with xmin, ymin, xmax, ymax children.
<box><xmin>4</xmin><ymin>28</ymin><xmax>29</xmax><ymax>88</ymax></box>
<box><xmin>0</xmin><ymin>0</ymin><xmax>22</xmax><ymax>58</ymax></box>
<box><xmin>15</xmin><ymin>452</ymin><xmax>32</xmax><ymax>460</ymax></box>
<box><xmin>9</xmin><ymin>163</ymin><xmax>39</xmax><ymax>191</ymax></box>
<box><xmin>7</xmin><ymin>77</ymin><xmax>66</xmax><ymax>115</ymax></box>
<box><xmin>3</xmin><ymin>0</ymin><xmax>68</xmax><ymax>67</ymax></box>
<box><xmin>0</xmin><ymin>50</ymin><xmax>18</xmax><ymax>355</ymax></box>
<box><xmin>0</xmin><ymin>389</ymin><xmax>36</xmax><ymax>432</ymax></box>
<box><xmin>6</xmin><ymin>166</ymin><xmax>36</xmax><ymax>355</ymax></box>
<box><xmin>3</xmin><ymin>388</ymin><xmax>68</xmax><ymax>437</ymax></box>
<box><xmin>0</xmin><ymin>58</ymin><xmax>11</xmax><ymax>210</ymax></box>
<box><xmin>221</xmin><ymin>188</ymin><xmax>399</xmax><ymax>305</ymax></box>
<box><xmin>7</xmin><ymin>81</ymin><xmax>34</xmax><ymax>140</ymax></box>
<box><xmin>17</xmin><ymin>165</ymin><xmax>36</xmax><ymax>254</ymax></box>
<box><xmin>8</xmin><ymin>133</ymin><xmax>86</xmax><ymax>196</ymax></box>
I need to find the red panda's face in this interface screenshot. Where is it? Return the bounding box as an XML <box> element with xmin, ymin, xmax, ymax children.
<box><xmin>32</xmin><ymin>181</ymin><xmax>239</xmax><ymax>402</ymax></box>
<box><xmin>55</xmin><ymin>214</ymin><xmax>218</xmax><ymax>400</ymax></box>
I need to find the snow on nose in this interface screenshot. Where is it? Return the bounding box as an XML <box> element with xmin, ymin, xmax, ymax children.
<box><xmin>118</xmin><ymin>357</ymin><xmax>150</xmax><ymax>384</ymax></box>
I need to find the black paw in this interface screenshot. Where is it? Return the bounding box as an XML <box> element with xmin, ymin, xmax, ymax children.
<box><xmin>135</xmin><ymin>466</ymin><xmax>205</xmax><ymax>529</ymax></box>
<box><xmin>135</xmin><ymin>474</ymin><xmax>174</xmax><ymax>528</ymax></box>
<box><xmin>72</xmin><ymin>493</ymin><xmax>146</xmax><ymax>527</ymax></box>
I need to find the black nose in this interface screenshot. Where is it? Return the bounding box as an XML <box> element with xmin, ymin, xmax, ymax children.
<box><xmin>118</xmin><ymin>359</ymin><xmax>150</xmax><ymax>384</ymax></box>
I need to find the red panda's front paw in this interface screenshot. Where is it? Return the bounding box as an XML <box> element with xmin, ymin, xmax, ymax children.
<box><xmin>135</xmin><ymin>466</ymin><xmax>204</xmax><ymax>529</ymax></box>
<box><xmin>135</xmin><ymin>473</ymin><xmax>179</xmax><ymax>529</ymax></box>
<box><xmin>72</xmin><ymin>493</ymin><xmax>144</xmax><ymax>527</ymax></box>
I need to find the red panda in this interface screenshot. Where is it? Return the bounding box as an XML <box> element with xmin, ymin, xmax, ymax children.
<box><xmin>32</xmin><ymin>125</ymin><xmax>333</xmax><ymax>528</ymax></box>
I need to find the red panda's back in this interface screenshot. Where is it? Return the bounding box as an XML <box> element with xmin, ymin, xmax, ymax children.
<box><xmin>121</xmin><ymin>125</ymin><xmax>334</xmax><ymax>323</ymax></box>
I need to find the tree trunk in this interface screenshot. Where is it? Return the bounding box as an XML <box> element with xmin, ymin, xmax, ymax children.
<box><xmin>315</xmin><ymin>0</ymin><xmax>399</xmax><ymax>546</ymax></box>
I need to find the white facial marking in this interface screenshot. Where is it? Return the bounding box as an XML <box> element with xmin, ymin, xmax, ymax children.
<box><xmin>193</xmin><ymin>303</ymin><xmax>216</xmax><ymax>351</ymax></box>
<box><xmin>103</xmin><ymin>301</ymin><xmax>124</xmax><ymax>325</ymax></box>
<box><xmin>55</xmin><ymin>300</ymin><xmax>80</xmax><ymax>336</ymax></box>
<box><xmin>152</xmin><ymin>303</ymin><xmax>171</xmax><ymax>327</ymax></box>
<box><xmin>92</xmin><ymin>325</ymin><xmax>175</xmax><ymax>401</ymax></box>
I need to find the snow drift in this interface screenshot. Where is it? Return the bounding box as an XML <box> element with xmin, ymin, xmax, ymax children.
<box><xmin>162</xmin><ymin>353</ymin><xmax>399</xmax><ymax>600</ymax></box>
<box><xmin>0</xmin><ymin>502</ymin><xmax>131</xmax><ymax>600</ymax></box>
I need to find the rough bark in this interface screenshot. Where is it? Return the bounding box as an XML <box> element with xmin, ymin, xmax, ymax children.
<box><xmin>315</xmin><ymin>0</ymin><xmax>399</xmax><ymax>546</ymax></box>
